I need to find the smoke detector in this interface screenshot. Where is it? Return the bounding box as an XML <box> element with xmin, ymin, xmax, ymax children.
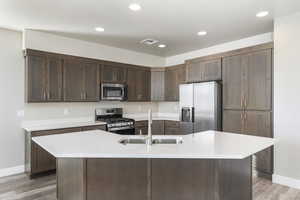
<box><xmin>140</xmin><ymin>38</ymin><xmax>159</xmax><ymax>46</ymax></box>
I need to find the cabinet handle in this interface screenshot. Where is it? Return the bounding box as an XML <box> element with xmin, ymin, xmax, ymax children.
<box><xmin>244</xmin><ymin>97</ymin><xmax>247</xmax><ymax>109</ymax></box>
<box><xmin>47</xmin><ymin>91</ymin><xmax>50</xmax><ymax>99</ymax></box>
<box><xmin>43</xmin><ymin>90</ymin><xmax>46</xmax><ymax>100</ymax></box>
<box><xmin>85</xmin><ymin>92</ymin><xmax>87</xmax><ymax>99</ymax></box>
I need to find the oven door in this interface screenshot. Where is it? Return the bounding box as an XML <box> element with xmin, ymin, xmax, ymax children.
<box><xmin>101</xmin><ymin>83</ymin><xmax>127</xmax><ymax>101</ymax></box>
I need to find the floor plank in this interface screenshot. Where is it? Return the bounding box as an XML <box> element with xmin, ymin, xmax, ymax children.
<box><xmin>0</xmin><ymin>173</ymin><xmax>299</xmax><ymax>200</ymax></box>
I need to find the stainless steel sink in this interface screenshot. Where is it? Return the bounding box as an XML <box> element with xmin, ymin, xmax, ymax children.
<box><xmin>119</xmin><ymin>137</ymin><xmax>183</xmax><ymax>145</ymax></box>
<box><xmin>119</xmin><ymin>138</ymin><xmax>147</xmax><ymax>145</ymax></box>
<box><xmin>152</xmin><ymin>138</ymin><xmax>183</xmax><ymax>144</ymax></box>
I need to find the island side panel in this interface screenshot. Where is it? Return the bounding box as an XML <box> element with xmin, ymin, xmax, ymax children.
<box><xmin>217</xmin><ymin>156</ymin><xmax>252</xmax><ymax>200</ymax></box>
<box><xmin>57</xmin><ymin>158</ymin><xmax>87</xmax><ymax>200</ymax></box>
<box><xmin>86</xmin><ymin>158</ymin><xmax>148</xmax><ymax>200</ymax></box>
<box><xmin>151</xmin><ymin>159</ymin><xmax>217</xmax><ymax>200</ymax></box>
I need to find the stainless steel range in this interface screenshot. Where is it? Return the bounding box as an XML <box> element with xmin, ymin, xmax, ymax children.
<box><xmin>95</xmin><ymin>108</ymin><xmax>135</xmax><ymax>135</ymax></box>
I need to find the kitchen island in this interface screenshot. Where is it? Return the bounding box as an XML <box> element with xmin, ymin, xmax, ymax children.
<box><xmin>33</xmin><ymin>130</ymin><xmax>275</xmax><ymax>200</ymax></box>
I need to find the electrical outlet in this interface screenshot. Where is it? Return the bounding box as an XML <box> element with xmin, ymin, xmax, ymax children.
<box><xmin>64</xmin><ymin>108</ymin><xmax>69</xmax><ymax>115</ymax></box>
<box><xmin>17</xmin><ymin>110</ymin><xmax>25</xmax><ymax>117</ymax></box>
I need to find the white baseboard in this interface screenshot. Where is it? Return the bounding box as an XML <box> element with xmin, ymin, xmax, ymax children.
<box><xmin>0</xmin><ymin>165</ymin><xmax>25</xmax><ymax>178</ymax></box>
<box><xmin>273</xmin><ymin>174</ymin><xmax>300</xmax><ymax>189</ymax></box>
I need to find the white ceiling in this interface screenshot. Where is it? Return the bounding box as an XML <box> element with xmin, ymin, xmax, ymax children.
<box><xmin>0</xmin><ymin>0</ymin><xmax>300</xmax><ymax>57</ymax></box>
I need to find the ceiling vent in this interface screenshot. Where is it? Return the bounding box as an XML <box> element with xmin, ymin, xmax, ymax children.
<box><xmin>140</xmin><ymin>38</ymin><xmax>159</xmax><ymax>46</ymax></box>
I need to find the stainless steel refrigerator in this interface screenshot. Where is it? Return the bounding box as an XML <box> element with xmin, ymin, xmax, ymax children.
<box><xmin>179</xmin><ymin>81</ymin><xmax>221</xmax><ymax>133</ymax></box>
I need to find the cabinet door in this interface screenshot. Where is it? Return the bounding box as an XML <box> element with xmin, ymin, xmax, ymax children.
<box><xmin>127</xmin><ymin>68</ymin><xmax>137</xmax><ymax>101</ymax></box>
<box><xmin>243</xmin><ymin>111</ymin><xmax>273</xmax><ymax>174</ymax></box>
<box><xmin>63</xmin><ymin>59</ymin><xmax>84</xmax><ymax>101</ymax></box>
<box><xmin>46</xmin><ymin>56</ymin><xmax>63</xmax><ymax>101</ymax></box>
<box><xmin>165</xmin><ymin>65</ymin><xmax>184</xmax><ymax>102</ymax></box>
<box><xmin>135</xmin><ymin>121</ymin><xmax>148</xmax><ymax>135</ymax></box>
<box><xmin>101</xmin><ymin>64</ymin><xmax>127</xmax><ymax>83</ymax></box>
<box><xmin>31</xmin><ymin>141</ymin><xmax>56</xmax><ymax>173</ymax></box>
<box><xmin>245</xmin><ymin>49</ymin><xmax>272</xmax><ymax>111</ymax></box>
<box><xmin>186</xmin><ymin>58</ymin><xmax>221</xmax><ymax>82</ymax></box>
<box><xmin>186</xmin><ymin>60</ymin><xmax>204</xmax><ymax>83</ymax></box>
<box><xmin>180</xmin><ymin>122</ymin><xmax>193</xmax><ymax>135</ymax></box>
<box><xmin>165</xmin><ymin>68</ymin><xmax>177</xmax><ymax>101</ymax></box>
<box><xmin>83</xmin><ymin>62</ymin><xmax>100</xmax><ymax>101</ymax></box>
<box><xmin>136</xmin><ymin>69</ymin><xmax>151</xmax><ymax>101</ymax></box>
<box><xmin>222</xmin><ymin>55</ymin><xmax>246</xmax><ymax>110</ymax></box>
<box><xmin>152</xmin><ymin>120</ymin><xmax>165</xmax><ymax>135</ymax></box>
<box><xmin>26</xmin><ymin>54</ymin><xmax>47</xmax><ymax>102</ymax></box>
<box><xmin>222</xmin><ymin>110</ymin><xmax>244</xmax><ymax>134</ymax></box>
<box><xmin>151</xmin><ymin>71</ymin><xmax>165</xmax><ymax>101</ymax></box>
<box><xmin>202</xmin><ymin>59</ymin><xmax>222</xmax><ymax>81</ymax></box>
<box><xmin>164</xmin><ymin>121</ymin><xmax>180</xmax><ymax>135</ymax></box>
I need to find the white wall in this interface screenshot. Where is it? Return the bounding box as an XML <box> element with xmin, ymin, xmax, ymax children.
<box><xmin>166</xmin><ymin>32</ymin><xmax>273</xmax><ymax>66</ymax></box>
<box><xmin>23</xmin><ymin>30</ymin><xmax>165</xmax><ymax>67</ymax></box>
<box><xmin>273</xmin><ymin>11</ymin><xmax>300</xmax><ymax>187</ymax></box>
<box><xmin>0</xmin><ymin>29</ymin><xmax>25</xmax><ymax>171</ymax></box>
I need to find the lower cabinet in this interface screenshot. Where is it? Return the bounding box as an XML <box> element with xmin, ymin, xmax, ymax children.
<box><xmin>27</xmin><ymin>125</ymin><xmax>106</xmax><ymax>177</ymax></box>
<box><xmin>164</xmin><ymin>120</ymin><xmax>180</xmax><ymax>135</ymax></box>
<box><xmin>223</xmin><ymin>110</ymin><xmax>273</xmax><ymax>177</ymax></box>
<box><xmin>135</xmin><ymin>120</ymin><xmax>184</xmax><ymax>135</ymax></box>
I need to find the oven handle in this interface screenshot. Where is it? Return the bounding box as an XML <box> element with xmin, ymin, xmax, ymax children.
<box><xmin>108</xmin><ymin>126</ymin><xmax>134</xmax><ymax>131</ymax></box>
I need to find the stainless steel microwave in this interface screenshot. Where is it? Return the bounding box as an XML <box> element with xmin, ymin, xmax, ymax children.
<box><xmin>101</xmin><ymin>83</ymin><xmax>127</xmax><ymax>101</ymax></box>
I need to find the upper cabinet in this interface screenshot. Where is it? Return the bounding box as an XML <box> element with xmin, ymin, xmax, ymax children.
<box><xmin>25</xmin><ymin>50</ymin><xmax>63</xmax><ymax>102</ymax></box>
<box><xmin>101</xmin><ymin>62</ymin><xmax>127</xmax><ymax>83</ymax></box>
<box><xmin>151</xmin><ymin>68</ymin><xmax>165</xmax><ymax>101</ymax></box>
<box><xmin>63</xmin><ymin>58</ymin><xmax>99</xmax><ymax>102</ymax></box>
<box><xmin>165</xmin><ymin>64</ymin><xmax>186</xmax><ymax>101</ymax></box>
<box><xmin>127</xmin><ymin>66</ymin><xmax>151</xmax><ymax>101</ymax></box>
<box><xmin>223</xmin><ymin>49</ymin><xmax>272</xmax><ymax>111</ymax></box>
<box><xmin>186</xmin><ymin>58</ymin><xmax>221</xmax><ymax>83</ymax></box>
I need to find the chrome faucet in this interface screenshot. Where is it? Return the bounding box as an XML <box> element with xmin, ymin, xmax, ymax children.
<box><xmin>147</xmin><ymin>109</ymin><xmax>152</xmax><ymax>146</ymax></box>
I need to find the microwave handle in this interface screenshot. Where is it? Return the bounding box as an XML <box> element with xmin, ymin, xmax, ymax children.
<box><xmin>122</xmin><ymin>85</ymin><xmax>128</xmax><ymax>101</ymax></box>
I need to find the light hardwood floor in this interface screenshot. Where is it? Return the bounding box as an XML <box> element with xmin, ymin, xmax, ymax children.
<box><xmin>0</xmin><ymin>173</ymin><xmax>299</xmax><ymax>200</ymax></box>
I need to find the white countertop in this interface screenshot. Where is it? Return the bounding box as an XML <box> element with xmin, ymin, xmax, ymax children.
<box><xmin>22</xmin><ymin>118</ymin><xmax>107</xmax><ymax>132</ymax></box>
<box><xmin>32</xmin><ymin>130</ymin><xmax>275</xmax><ymax>159</ymax></box>
<box><xmin>22</xmin><ymin>113</ymin><xmax>179</xmax><ymax>132</ymax></box>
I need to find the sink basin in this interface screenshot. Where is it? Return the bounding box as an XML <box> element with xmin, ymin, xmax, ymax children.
<box><xmin>152</xmin><ymin>138</ymin><xmax>183</xmax><ymax>144</ymax></box>
<box><xmin>119</xmin><ymin>137</ymin><xmax>183</xmax><ymax>145</ymax></box>
<box><xmin>119</xmin><ymin>138</ymin><xmax>147</xmax><ymax>145</ymax></box>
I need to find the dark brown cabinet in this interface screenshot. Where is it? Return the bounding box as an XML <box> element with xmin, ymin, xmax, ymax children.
<box><xmin>223</xmin><ymin>110</ymin><xmax>273</xmax><ymax>176</ymax></box>
<box><xmin>101</xmin><ymin>62</ymin><xmax>127</xmax><ymax>83</ymax></box>
<box><xmin>223</xmin><ymin>49</ymin><xmax>272</xmax><ymax>111</ymax></box>
<box><xmin>165</xmin><ymin>65</ymin><xmax>186</xmax><ymax>101</ymax></box>
<box><xmin>245</xmin><ymin>50</ymin><xmax>272</xmax><ymax>111</ymax></box>
<box><xmin>222</xmin><ymin>55</ymin><xmax>245</xmax><ymax>110</ymax></box>
<box><xmin>127</xmin><ymin>67</ymin><xmax>151</xmax><ymax>101</ymax></box>
<box><xmin>164</xmin><ymin>120</ymin><xmax>180</xmax><ymax>135</ymax></box>
<box><xmin>223</xmin><ymin>110</ymin><xmax>244</xmax><ymax>134</ymax></box>
<box><xmin>25</xmin><ymin>51</ymin><xmax>63</xmax><ymax>102</ymax></box>
<box><xmin>135</xmin><ymin>121</ymin><xmax>148</xmax><ymax>135</ymax></box>
<box><xmin>27</xmin><ymin>125</ymin><xmax>106</xmax><ymax>177</ymax></box>
<box><xmin>152</xmin><ymin>120</ymin><xmax>165</xmax><ymax>135</ymax></box>
<box><xmin>186</xmin><ymin>58</ymin><xmax>221</xmax><ymax>83</ymax></box>
<box><xmin>64</xmin><ymin>58</ymin><xmax>99</xmax><ymax>102</ymax></box>
<box><xmin>151</xmin><ymin>68</ymin><xmax>165</xmax><ymax>101</ymax></box>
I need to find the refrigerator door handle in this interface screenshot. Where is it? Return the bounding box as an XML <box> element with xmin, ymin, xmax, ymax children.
<box><xmin>191</xmin><ymin>107</ymin><xmax>195</xmax><ymax>123</ymax></box>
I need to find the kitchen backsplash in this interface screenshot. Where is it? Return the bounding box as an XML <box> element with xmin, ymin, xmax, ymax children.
<box><xmin>23</xmin><ymin>102</ymin><xmax>159</xmax><ymax>121</ymax></box>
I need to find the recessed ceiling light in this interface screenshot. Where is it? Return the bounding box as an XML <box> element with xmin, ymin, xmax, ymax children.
<box><xmin>158</xmin><ymin>44</ymin><xmax>167</xmax><ymax>48</ymax></box>
<box><xmin>129</xmin><ymin>3</ymin><xmax>141</xmax><ymax>11</ymax></box>
<box><xmin>95</xmin><ymin>27</ymin><xmax>104</xmax><ymax>32</ymax></box>
<box><xmin>197</xmin><ymin>31</ymin><xmax>207</xmax><ymax>36</ymax></box>
<box><xmin>256</xmin><ymin>11</ymin><xmax>269</xmax><ymax>18</ymax></box>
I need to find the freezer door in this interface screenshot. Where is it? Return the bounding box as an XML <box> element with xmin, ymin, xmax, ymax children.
<box><xmin>193</xmin><ymin>82</ymin><xmax>221</xmax><ymax>132</ymax></box>
<box><xmin>179</xmin><ymin>84</ymin><xmax>194</xmax><ymax>108</ymax></box>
